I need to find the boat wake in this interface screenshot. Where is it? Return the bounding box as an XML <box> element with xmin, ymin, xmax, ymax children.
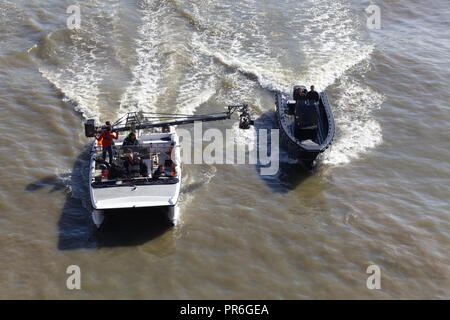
<box><xmin>29</xmin><ymin>0</ymin><xmax>123</xmax><ymax>121</ymax></box>
<box><xmin>322</xmin><ymin>75</ymin><xmax>384</xmax><ymax>166</ymax></box>
<box><xmin>177</xmin><ymin>0</ymin><xmax>384</xmax><ymax>166</ymax></box>
<box><xmin>118</xmin><ymin>0</ymin><xmax>166</xmax><ymax>114</ymax></box>
<box><xmin>29</xmin><ymin>0</ymin><xmax>384</xmax><ymax>169</ymax></box>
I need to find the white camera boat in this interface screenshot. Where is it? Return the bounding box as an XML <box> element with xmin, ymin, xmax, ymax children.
<box><xmin>84</xmin><ymin>106</ymin><xmax>253</xmax><ymax>228</ymax></box>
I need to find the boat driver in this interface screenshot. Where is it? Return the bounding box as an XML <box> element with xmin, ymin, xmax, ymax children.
<box><xmin>306</xmin><ymin>85</ymin><xmax>319</xmax><ymax>102</ymax></box>
<box><xmin>294</xmin><ymin>87</ymin><xmax>306</xmax><ymax>101</ymax></box>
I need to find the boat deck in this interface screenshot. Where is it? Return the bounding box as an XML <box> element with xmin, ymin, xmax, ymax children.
<box><xmin>89</xmin><ymin>131</ymin><xmax>181</xmax><ymax>210</ymax></box>
<box><xmin>278</xmin><ymin>99</ymin><xmax>321</xmax><ymax>148</ymax></box>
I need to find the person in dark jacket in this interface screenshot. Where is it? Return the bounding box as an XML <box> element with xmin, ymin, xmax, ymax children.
<box><xmin>294</xmin><ymin>87</ymin><xmax>307</xmax><ymax>101</ymax></box>
<box><xmin>123</xmin><ymin>154</ymin><xmax>148</xmax><ymax>177</ymax></box>
<box><xmin>123</xmin><ymin>132</ymin><xmax>139</xmax><ymax>146</ymax></box>
<box><xmin>298</xmin><ymin>88</ymin><xmax>307</xmax><ymax>101</ymax></box>
<box><xmin>306</xmin><ymin>85</ymin><xmax>319</xmax><ymax>102</ymax></box>
<box><xmin>137</xmin><ymin>157</ymin><xmax>149</xmax><ymax>177</ymax></box>
<box><xmin>152</xmin><ymin>165</ymin><xmax>165</xmax><ymax>179</ymax></box>
<box><xmin>95</xmin><ymin>124</ymin><xmax>119</xmax><ymax>163</ymax></box>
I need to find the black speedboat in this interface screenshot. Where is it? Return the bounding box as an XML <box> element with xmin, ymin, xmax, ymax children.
<box><xmin>275</xmin><ymin>85</ymin><xmax>335</xmax><ymax>168</ymax></box>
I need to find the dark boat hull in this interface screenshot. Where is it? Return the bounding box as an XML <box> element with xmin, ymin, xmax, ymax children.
<box><xmin>278</xmin><ymin>127</ymin><xmax>320</xmax><ymax>167</ymax></box>
<box><xmin>275</xmin><ymin>89</ymin><xmax>335</xmax><ymax>168</ymax></box>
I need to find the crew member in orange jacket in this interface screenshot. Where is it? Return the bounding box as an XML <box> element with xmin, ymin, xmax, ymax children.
<box><xmin>95</xmin><ymin>124</ymin><xmax>118</xmax><ymax>163</ymax></box>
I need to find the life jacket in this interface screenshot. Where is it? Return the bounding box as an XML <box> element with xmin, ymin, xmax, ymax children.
<box><xmin>99</xmin><ymin>130</ymin><xmax>118</xmax><ymax>147</ymax></box>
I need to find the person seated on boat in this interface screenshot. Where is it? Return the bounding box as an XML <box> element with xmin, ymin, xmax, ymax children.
<box><xmin>123</xmin><ymin>131</ymin><xmax>139</xmax><ymax>146</ymax></box>
<box><xmin>165</xmin><ymin>159</ymin><xmax>177</xmax><ymax>177</ymax></box>
<box><xmin>95</xmin><ymin>124</ymin><xmax>119</xmax><ymax>163</ymax></box>
<box><xmin>306</xmin><ymin>85</ymin><xmax>319</xmax><ymax>103</ymax></box>
<box><xmin>165</xmin><ymin>145</ymin><xmax>174</xmax><ymax>161</ymax></box>
<box><xmin>123</xmin><ymin>154</ymin><xmax>148</xmax><ymax>177</ymax></box>
<box><xmin>155</xmin><ymin>145</ymin><xmax>173</xmax><ymax>169</ymax></box>
<box><xmin>135</xmin><ymin>157</ymin><xmax>148</xmax><ymax>177</ymax></box>
<box><xmin>123</xmin><ymin>153</ymin><xmax>135</xmax><ymax>171</ymax></box>
<box><xmin>152</xmin><ymin>165</ymin><xmax>165</xmax><ymax>179</ymax></box>
<box><xmin>107</xmin><ymin>162</ymin><xmax>126</xmax><ymax>180</ymax></box>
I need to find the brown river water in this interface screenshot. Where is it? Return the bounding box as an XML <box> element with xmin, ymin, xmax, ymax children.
<box><xmin>0</xmin><ymin>0</ymin><xmax>449</xmax><ymax>299</ymax></box>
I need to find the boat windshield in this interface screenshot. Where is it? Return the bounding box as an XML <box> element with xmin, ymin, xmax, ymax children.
<box><xmin>92</xmin><ymin>143</ymin><xmax>178</xmax><ymax>187</ymax></box>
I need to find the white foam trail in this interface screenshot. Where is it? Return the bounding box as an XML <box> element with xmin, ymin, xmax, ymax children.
<box><xmin>299</xmin><ymin>43</ymin><xmax>374</xmax><ymax>91</ymax></box>
<box><xmin>119</xmin><ymin>1</ymin><xmax>165</xmax><ymax>114</ymax></box>
<box><xmin>173</xmin><ymin>0</ymin><xmax>290</xmax><ymax>96</ymax></box>
<box><xmin>176</xmin><ymin>84</ymin><xmax>216</xmax><ymax>115</ymax></box>
<box><xmin>286</xmin><ymin>1</ymin><xmax>371</xmax><ymax>90</ymax></box>
<box><xmin>183</xmin><ymin>0</ymin><xmax>374</xmax><ymax>96</ymax></box>
<box><xmin>38</xmin><ymin>33</ymin><xmax>103</xmax><ymax>120</ymax></box>
<box><xmin>181</xmin><ymin>0</ymin><xmax>383</xmax><ymax>166</ymax></box>
<box><xmin>323</xmin><ymin>77</ymin><xmax>384</xmax><ymax>165</ymax></box>
<box><xmin>174</xmin><ymin>34</ymin><xmax>218</xmax><ymax>115</ymax></box>
<box><xmin>33</xmin><ymin>1</ymin><xmax>121</xmax><ymax>121</ymax></box>
<box><xmin>193</xmin><ymin>39</ymin><xmax>288</xmax><ymax>93</ymax></box>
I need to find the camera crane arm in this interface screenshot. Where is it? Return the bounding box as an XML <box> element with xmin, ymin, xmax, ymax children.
<box><xmin>84</xmin><ymin>104</ymin><xmax>253</xmax><ymax>137</ymax></box>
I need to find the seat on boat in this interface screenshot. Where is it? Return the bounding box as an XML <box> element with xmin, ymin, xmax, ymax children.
<box><xmin>294</xmin><ymin>100</ymin><xmax>318</xmax><ymax>140</ymax></box>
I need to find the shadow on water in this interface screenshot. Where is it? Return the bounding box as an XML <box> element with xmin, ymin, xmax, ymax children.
<box><xmin>25</xmin><ymin>174</ymin><xmax>71</xmax><ymax>192</ymax></box>
<box><xmin>254</xmin><ymin>111</ymin><xmax>313</xmax><ymax>194</ymax></box>
<box><xmin>25</xmin><ymin>145</ymin><xmax>176</xmax><ymax>252</ymax></box>
<box><xmin>95</xmin><ymin>208</ymin><xmax>173</xmax><ymax>248</ymax></box>
<box><xmin>57</xmin><ymin>196</ymin><xmax>176</xmax><ymax>252</ymax></box>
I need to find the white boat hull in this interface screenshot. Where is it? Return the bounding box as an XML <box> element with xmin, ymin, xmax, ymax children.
<box><xmin>91</xmin><ymin>184</ymin><xmax>180</xmax><ymax>210</ymax></box>
<box><xmin>92</xmin><ymin>209</ymin><xmax>104</xmax><ymax>229</ymax></box>
<box><xmin>88</xmin><ymin>129</ymin><xmax>181</xmax><ymax>229</ymax></box>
